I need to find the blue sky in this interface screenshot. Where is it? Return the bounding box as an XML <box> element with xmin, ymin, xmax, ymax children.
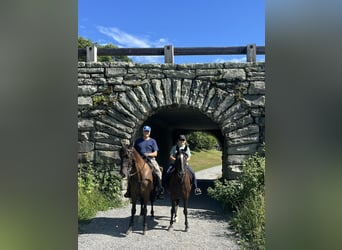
<box><xmin>79</xmin><ymin>0</ymin><xmax>265</xmax><ymax>64</ymax></box>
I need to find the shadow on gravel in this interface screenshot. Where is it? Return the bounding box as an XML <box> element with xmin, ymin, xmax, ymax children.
<box><xmin>163</xmin><ymin>179</ymin><xmax>232</xmax><ymax>214</ymax></box>
<box><xmin>78</xmin><ymin>179</ymin><xmax>233</xmax><ymax>238</ymax></box>
<box><xmin>78</xmin><ymin>216</ymin><xmax>163</xmax><ymax>237</ymax></box>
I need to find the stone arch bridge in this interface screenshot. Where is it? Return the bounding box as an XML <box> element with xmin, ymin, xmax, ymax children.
<box><xmin>78</xmin><ymin>61</ymin><xmax>265</xmax><ymax>179</ymax></box>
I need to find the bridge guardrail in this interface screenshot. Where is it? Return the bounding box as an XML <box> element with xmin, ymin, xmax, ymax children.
<box><xmin>78</xmin><ymin>44</ymin><xmax>265</xmax><ymax>63</ymax></box>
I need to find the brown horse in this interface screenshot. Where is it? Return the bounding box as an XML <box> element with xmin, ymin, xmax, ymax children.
<box><xmin>119</xmin><ymin>143</ymin><xmax>156</xmax><ymax>235</ymax></box>
<box><xmin>166</xmin><ymin>145</ymin><xmax>192</xmax><ymax>232</ymax></box>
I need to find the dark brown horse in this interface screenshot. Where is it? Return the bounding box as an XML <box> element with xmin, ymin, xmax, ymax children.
<box><xmin>166</xmin><ymin>145</ymin><xmax>192</xmax><ymax>232</ymax></box>
<box><xmin>119</xmin><ymin>143</ymin><xmax>156</xmax><ymax>235</ymax></box>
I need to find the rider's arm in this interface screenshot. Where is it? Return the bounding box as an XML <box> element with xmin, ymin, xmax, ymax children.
<box><xmin>186</xmin><ymin>147</ymin><xmax>191</xmax><ymax>161</ymax></box>
<box><xmin>147</xmin><ymin>151</ymin><xmax>157</xmax><ymax>157</ymax></box>
<box><xmin>169</xmin><ymin>154</ymin><xmax>176</xmax><ymax>161</ymax></box>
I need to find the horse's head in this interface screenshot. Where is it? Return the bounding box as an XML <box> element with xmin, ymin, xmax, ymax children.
<box><xmin>119</xmin><ymin>142</ymin><xmax>133</xmax><ymax>178</ymax></box>
<box><xmin>174</xmin><ymin>145</ymin><xmax>188</xmax><ymax>175</ymax></box>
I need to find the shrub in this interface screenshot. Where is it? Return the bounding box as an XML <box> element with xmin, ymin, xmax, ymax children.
<box><xmin>231</xmin><ymin>193</ymin><xmax>265</xmax><ymax>249</ymax></box>
<box><xmin>187</xmin><ymin>131</ymin><xmax>217</xmax><ymax>151</ymax></box>
<box><xmin>78</xmin><ymin>186</ymin><xmax>109</xmax><ymax>221</ymax></box>
<box><xmin>78</xmin><ymin>161</ymin><xmax>124</xmax><ymax>221</ymax></box>
<box><xmin>208</xmin><ymin>151</ymin><xmax>265</xmax><ymax>249</ymax></box>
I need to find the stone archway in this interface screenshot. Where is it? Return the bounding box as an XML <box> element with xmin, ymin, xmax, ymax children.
<box><xmin>141</xmin><ymin>106</ymin><xmax>223</xmax><ymax>168</ymax></box>
<box><xmin>78</xmin><ymin>62</ymin><xmax>265</xmax><ymax>179</ymax></box>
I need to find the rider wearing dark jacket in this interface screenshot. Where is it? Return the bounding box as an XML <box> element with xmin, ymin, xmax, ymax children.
<box><xmin>164</xmin><ymin>134</ymin><xmax>202</xmax><ymax>195</ymax></box>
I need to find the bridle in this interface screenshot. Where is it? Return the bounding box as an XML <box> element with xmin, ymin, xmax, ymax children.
<box><xmin>120</xmin><ymin>146</ymin><xmax>133</xmax><ymax>176</ymax></box>
<box><xmin>121</xmin><ymin>146</ymin><xmax>148</xmax><ymax>178</ymax></box>
<box><xmin>175</xmin><ymin>149</ymin><xmax>188</xmax><ymax>179</ymax></box>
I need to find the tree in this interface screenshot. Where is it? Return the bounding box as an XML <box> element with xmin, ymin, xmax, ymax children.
<box><xmin>78</xmin><ymin>36</ymin><xmax>132</xmax><ymax>62</ymax></box>
<box><xmin>78</xmin><ymin>36</ymin><xmax>93</xmax><ymax>48</ymax></box>
<box><xmin>186</xmin><ymin>131</ymin><xmax>217</xmax><ymax>151</ymax></box>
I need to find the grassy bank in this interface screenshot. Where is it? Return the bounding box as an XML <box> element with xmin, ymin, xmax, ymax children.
<box><xmin>189</xmin><ymin>149</ymin><xmax>222</xmax><ymax>172</ymax></box>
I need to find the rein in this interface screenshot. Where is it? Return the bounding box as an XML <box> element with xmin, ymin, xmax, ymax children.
<box><xmin>175</xmin><ymin>152</ymin><xmax>187</xmax><ymax>180</ymax></box>
<box><xmin>129</xmin><ymin>170</ymin><xmax>138</xmax><ymax>177</ymax></box>
<box><xmin>129</xmin><ymin>151</ymin><xmax>149</xmax><ymax>180</ymax></box>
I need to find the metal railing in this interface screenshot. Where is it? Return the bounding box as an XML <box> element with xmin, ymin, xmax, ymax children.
<box><xmin>78</xmin><ymin>44</ymin><xmax>265</xmax><ymax>63</ymax></box>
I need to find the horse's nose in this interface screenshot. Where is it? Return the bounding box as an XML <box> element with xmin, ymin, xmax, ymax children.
<box><xmin>119</xmin><ymin>168</ymin><xmax>126</xmax><ymax>178</ymax></box>
<box><xmin>119</xmin><ymin>170</ymin><xmax>124</xmax><ymax>178</ymax></box>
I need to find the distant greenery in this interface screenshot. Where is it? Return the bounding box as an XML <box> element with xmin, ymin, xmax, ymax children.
<box><xmin>190</xmin><ymin>149</ymin><xmax>222</xmax><ymax>172</ymax></box>
<box><xmin>78</xmin><ymin>161</ymin><xmax>125</xmax><ymax>221</ymax></box>
<box><xmin>187</xmin><ymin>131</ymin><xmax>217</xmax><ymax>151</ymax></box>
<box><xmin>208</xmin><ymin>150</ymin><xmax>265</xmax><ymax>250</ymax></box>
<box><xmin>78</xmin><ymin>36</ymin><xmax>132</xmax><ymax>62</ymax></box>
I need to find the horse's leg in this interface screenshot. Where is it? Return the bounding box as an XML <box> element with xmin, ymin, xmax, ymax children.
<box><xmin>127</xmin><ymin>201</ymin><xmax>136</xmax><ymax>234</ymax></box>
<box><xmin>150</xmin><ymin>200</ymin><xmax>154</xmax><ymax>218</ymax></box>
<box><xmin>142</xmin><ymin>202</ymin><xmax>148</xmax><ymax>235</ymax></box>
<box><xmin>139</xmin><ymin>198</ymin><xmax>144</xmax><ymax>216</ymax></box>
<box><xmin>183</xmin><ymin>198</ymin><xmax>189</xmax><ymax>232</ymax></box>
<box><xmin>174</xmin><ymin>199</ymin><xmax>179</xmax><ymax>223</ymax></box>
<box><xmin>150</xmin><ymin>191</ymin><xmax>155</xmax><ymax>218</ymax></box>
<box><xmin>168</xmin><ymin>200</ymin><xmax>175</xmax><ymax>231</ymax></box>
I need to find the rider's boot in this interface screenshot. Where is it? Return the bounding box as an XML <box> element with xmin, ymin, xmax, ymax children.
<box><xmin>156</xmin><ymin>176</ymin><xmax>164</xmax><ymax>200</ymax></box>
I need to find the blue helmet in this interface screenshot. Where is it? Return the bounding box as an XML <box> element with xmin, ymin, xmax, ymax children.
<box><xmin>143</xmin><ymin>126</ymin><xmax>151</xmax><ymax>132</ymax></box>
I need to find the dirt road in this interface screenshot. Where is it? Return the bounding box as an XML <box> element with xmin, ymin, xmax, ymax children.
<box><xmin>78</xmin><ymin>168</ymin><xmax>240</xmax><ymax>250</ymax></box>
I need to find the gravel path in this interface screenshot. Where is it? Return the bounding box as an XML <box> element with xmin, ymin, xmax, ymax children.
<box><xmin>78</xmin><ymin>167</ymin><xmax>240</xmax><ymax>250</ymax></box>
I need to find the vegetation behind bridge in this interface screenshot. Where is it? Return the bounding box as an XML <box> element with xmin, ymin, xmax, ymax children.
<box><xmin>78</xmin><ymin>36</ymin><xmax>132</xmax><ymax>63</ymax></box>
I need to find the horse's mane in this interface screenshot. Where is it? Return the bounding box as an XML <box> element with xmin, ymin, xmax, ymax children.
<box><xmin>132</xmin><ymin>147</ymin><xmax>146</xmax><ymax>166</ymax></box>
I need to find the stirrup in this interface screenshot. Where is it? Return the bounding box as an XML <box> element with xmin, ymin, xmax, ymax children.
<box><xmin>157</xmin><ymin>187</ymin><xmax>164</xmax><ymax>199</ymax></box>
<box><xmin>194</xmin><ymin>188</ymin><xmax>202</xmax><ymax>195</ymax></box>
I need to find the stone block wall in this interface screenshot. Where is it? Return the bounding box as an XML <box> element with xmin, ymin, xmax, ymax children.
<box><xmin>78</xmin><ymin>61</ymin><xmax>265</xmax><ymax>179</ymax></box>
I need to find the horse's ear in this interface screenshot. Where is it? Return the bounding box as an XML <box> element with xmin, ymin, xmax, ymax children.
<box><xmin>184</xmin><ymin>145</ymin><xmax>188</xmax><ymax>151</ymax></box>
<box><xmin>121</xmin><ymin>140</ymin><xmax>133</xmax><ymax>149</ymax></box>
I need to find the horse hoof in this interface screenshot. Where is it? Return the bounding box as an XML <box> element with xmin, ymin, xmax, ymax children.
<box><xmin>174</xmin><ymin>217</ymin><xmax>178</xmax><ymax>223</ymax></box>
<box><xmin>167</xmin><ymin>225</ymin><xmax>173</xmax><ymax>231</ymax></box>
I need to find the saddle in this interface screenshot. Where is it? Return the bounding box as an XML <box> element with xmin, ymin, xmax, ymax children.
<box><xmin>142</xmin><ymin>156</ymin><xmax>153</xmax><ymax>169</ymax></box>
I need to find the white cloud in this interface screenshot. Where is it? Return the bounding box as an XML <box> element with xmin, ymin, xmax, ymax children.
<box><xmin>152</xmin><ymin>38</ymin><xmax>170</xmax><ymax>47</ymax></box>
<box><xmin>212</xmin><ymin>56</ymin><xmax>246</xmax><ymax>63</ymax></box>
<box><xmin>213</xmin><ymin>55</ymin><xmax>265</xmax><ymax>63</ymax></box>
<box><xmin>96</xmin><ymin>26</ymin><xmax>169</xmax><ymax>48</ymax></box>
<box><xmin>130</xmin><ymin>56</ymin><xmax>164</xmax><ymax>64</ymax></box>
<box><xmin>213</xmin><ymin>58</ymin><xmax>226</xmax><ymax>63</ymax></box>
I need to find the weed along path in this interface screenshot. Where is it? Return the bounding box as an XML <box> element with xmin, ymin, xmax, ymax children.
<box><xmin>78</xmin><ymin>168</ymin><xmax>240</xmax><ymax>250</ymax></box>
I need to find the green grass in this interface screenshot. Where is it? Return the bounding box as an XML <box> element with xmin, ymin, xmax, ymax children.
<box><xmin>189</xmin><ymin>149</ymin><xmax>222</xmax><ymax>172</ymax></box>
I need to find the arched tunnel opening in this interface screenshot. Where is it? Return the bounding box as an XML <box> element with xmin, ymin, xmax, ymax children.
<box><xmin>132</xmin><ymin>106</ymin><xmax>224</xmax><ymax>176</ymax></box>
